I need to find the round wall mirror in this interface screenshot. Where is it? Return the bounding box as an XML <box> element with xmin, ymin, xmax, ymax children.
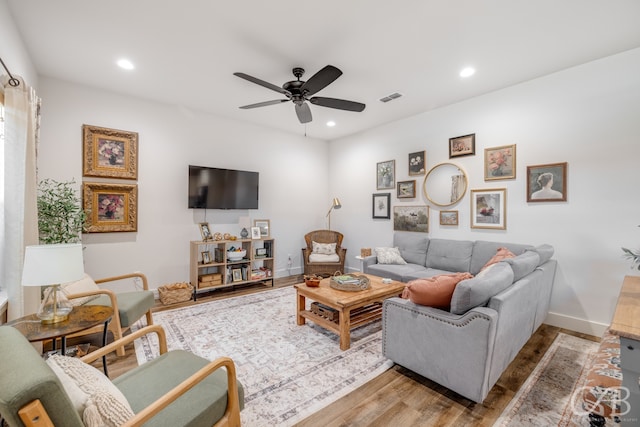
<box><xmin>422</xmin><ymin>162</ymin><xmax>468</xmax><ymax>207</ymax></box>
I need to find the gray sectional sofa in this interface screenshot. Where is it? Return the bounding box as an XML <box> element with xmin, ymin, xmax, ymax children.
<box><xmin>363</xmin><ymin>233</ymin><xmax>557</xmax><ymax>403</ymax></box>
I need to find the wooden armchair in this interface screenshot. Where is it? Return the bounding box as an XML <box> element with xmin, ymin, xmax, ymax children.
<box><xmin>0</xmin><ymin>324</ymin><xmax>243</xmax><ymax>427</ymax></box>
<box><xmin>302</xmin><ymin>229</ymin><xmax>347</xmax><ymax>277</ymax></box>
<box><xmin>63</xmin><ymin>272</ymin><xmax>155</xmax><ymax>356</ymax></box>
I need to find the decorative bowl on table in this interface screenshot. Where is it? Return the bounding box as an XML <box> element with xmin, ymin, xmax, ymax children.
<box><xmin>304</xmin><ymin>275</ymin><xmax>322</xmax><ymax>287</ymax></box>
<box><xmin>227</xmin><ymin>249</ymin><xmax>246</xmax><ymax>261</ymax></box>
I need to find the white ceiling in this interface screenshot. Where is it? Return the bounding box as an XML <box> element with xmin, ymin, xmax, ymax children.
<box><xmin>6</xmin><ymin>0</ymin><xmax>640</xmax><ymax>141</ymax></box>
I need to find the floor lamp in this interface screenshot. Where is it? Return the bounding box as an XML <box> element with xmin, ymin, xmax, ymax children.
<box><xmin>326</xmin><ymin>198</ymin><xmax>342</xmax><ymax>230</ymax></box>
<box><xmin>21</xmin><ymin>243</ymin><xmax>85</xmax><ymax>324</ymax></box>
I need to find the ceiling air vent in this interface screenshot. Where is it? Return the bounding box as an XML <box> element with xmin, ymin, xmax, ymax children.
<box><xmin>379</xmin><ymin>92</ymin><xmax>403</xmax><ymax>103</ymax></box>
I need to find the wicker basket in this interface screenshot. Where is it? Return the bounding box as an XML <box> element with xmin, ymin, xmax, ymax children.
<box><xmin>330</xmin><ymin>274</ymin><xmax>371</xmax><ymax>292</ymax></box>
<box><xmin>158</xmin><ymin>282</ymin><xmax>194</xmax><ymax>305</ymax></box>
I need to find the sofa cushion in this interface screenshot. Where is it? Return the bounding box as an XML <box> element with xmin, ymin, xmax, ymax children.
<box><xmin>450</xmin><ymin>262</ymin><xmax>515</xmax><ymax>314</ymax></box>
<box><xmin>469</xmin><ymin>241</ymin><xmax>533</xmax><ymax>275</ymax></box>
<box><xmin>312</xmin><ymin>241</ymin><xmax>336</xmax><ymax>255</ymax></box>
<box><xmin>46</xmin><ymin>354</ymin><xmax>134</xmax><ymax>427</ymax></box>
<box><xmin>480</xmin><ymin>247</ymin><xmax>516</xmax><ymax>272</ymax></box>
<box><xmin>503</xmin><ymin>251</ymin><xmax>541</xmax><ymax>282</ymax></box>
<box><xmin>527</xmin><ymin>244</ymin><xmax>554</xmax><ymax>265</ymax></box>
<box><xmin>309</xmin><ymin>253</ymin><xmax>340</xmax><ymax>263</ymax></box>
<box><xmin>375</xmin><ymin>247</ymin><xmax>407</xmax><ymax>265</ymax></box>
<box><xmin>62</xmin><ymin>274</ymin><xmax>101</xmax><ymax>306</ymax></box>
<box><xmin>393</xmin><ymin>233</ymin><xmax>429</xmax><ymax>266</ymax></box>
<box><xmin>402</xmin><ymin>272</ymin><xmax>473</xmax><ymax>308</ymax></box>
<box><xmin>426</xmin><ymin>239</ymin><xmax>473</xmax><ymax>272</ymax></box>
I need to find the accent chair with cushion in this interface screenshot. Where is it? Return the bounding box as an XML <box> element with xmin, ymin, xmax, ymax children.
<box><xmin>62</xmin><ymin>272</ymin><xmax>155</xmax><ymax>356</ymax></box>
<box><xmin>302</xmin><ymin>229</ymin><xmax>347</xmax><ymax>277</ymax></box>
<box><xmin>0</xmin><ymin>324</ymin><xmax>243</xmax><ymax>427</ymax></box>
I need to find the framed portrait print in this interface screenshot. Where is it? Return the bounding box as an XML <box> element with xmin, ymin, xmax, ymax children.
<box><xmin>470</xmin><ymin>188</ymin><xmax>506</xmax><ymax>230</ymax></box>
<box><xmin>484</xmin><ymin>144</ymin><xmax>516</xmax><ymax>180</ymax></box>
<box><xmin>372</xmin><ymin>193</ymin><xmax>391</xmax><ymax>219</ymax></box>
<box><xmin>254</xmin><ymin>219</ymin><xmax>270</xmax><ymax>237</ymax></box>
<box><xmin>250</xmin><ymin>226</ymin><xmax>261</xmax><ymax>239</ymax></box>
<box><xmin>397</xmin><ymin>180</ymin><xmax>416</xmax><ymax>199</ymax></box>
<box><xmin>199</xmin><ymin>222</ymin><xmax>212</xmax><ymax>241</ymax></box>
<box><xmin>201</xmin><ymin>251</ymin><xmax>211</xmax><ymax>264</ymax></box>
<box><xmin>439</xmin><ymin>210</ymin><xmax>459</xmax><ymax>226</ymax></box>
<box><xmin>408</xmin><ymin>151</ymin><xmax>426</xmax><ymax>176</ymax></box>
<box><xmin>232</xmin><ymin>268</ymin><xmax>243</xmax><ymax>282</ymax></box>
<box><xmin>527</xmin><ymin>162</ymin><xmax>567</xmax><ymax>202</ymax></box>
<box><xmin>82</xmin><ymin>124</ymin><xmax>138</xmax><ymax>179</ymax></box>
<box><xmin>377</xmin><ymin>160</ymin><xmax>395</xmax><ymax>190</ymax></box>
<box><xmin>393</xmin><ymin>205</ymin><xmax>429</xmax><ymax>233</ymax></box>
<box><xmin>83</xmin><ymin>182</ymin><xmax>137</xmax><ymax>233</ymax></box>
<box><xmin>449</xmin><ymin>133</ymin><xmax>476</xmax><ymax>158</ymax></box>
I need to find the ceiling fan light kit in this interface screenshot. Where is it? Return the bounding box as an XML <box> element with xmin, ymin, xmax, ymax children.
<box><xmin>234</xmin><ymin>65</ymin><xmax>366</xmax><ymax>124</ymax></box>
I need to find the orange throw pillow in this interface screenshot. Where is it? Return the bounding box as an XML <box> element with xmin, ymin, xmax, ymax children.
<box><xmin>481</xmin><ymin>247</ymin><xmax>515</xmax><ymax>272</ymax></box>
<box><xmin>402</xmin><ymin>272</ymin><xmax>473</xmax><ymax>308</ymax></box>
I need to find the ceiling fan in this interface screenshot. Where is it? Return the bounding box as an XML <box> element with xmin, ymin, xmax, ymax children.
<box><xmin>233</xmin><ymin>65</ymin><xmax>366</xmax><ymax>124</ymax></box>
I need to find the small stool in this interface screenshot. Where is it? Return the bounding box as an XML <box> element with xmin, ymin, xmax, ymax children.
<box><xmin>582</xmin><ymin>329</ymin><xmax>622</xmax><ymax>426</ymax></box>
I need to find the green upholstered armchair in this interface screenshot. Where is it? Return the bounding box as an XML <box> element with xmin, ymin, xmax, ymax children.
<box><xmin>62</xmin><ymin>272</ymin><xmax>155</xmax><ymax>357</ymax></box>
<box><xmin>0</xmin><ymin>324</ymin><xmax>244</xmax><ymax>427</ymax></box>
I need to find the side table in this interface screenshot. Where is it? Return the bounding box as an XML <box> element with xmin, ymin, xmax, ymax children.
<box><xmin>6</xmin><ymin>305</ymin><xmax>114</xmax><ymax>376</ymax></box>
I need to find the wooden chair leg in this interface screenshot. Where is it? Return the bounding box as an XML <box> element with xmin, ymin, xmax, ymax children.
<box><xmin>18</xmin><ymin>400</ymin><xmax>54</xmax><ymax>427</ymax></box>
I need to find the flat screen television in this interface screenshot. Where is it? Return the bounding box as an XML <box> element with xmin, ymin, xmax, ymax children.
<box><xmin>188</xmin><ymin>165</ymin><xmax>259</xmax><ymax>209</ymax></box>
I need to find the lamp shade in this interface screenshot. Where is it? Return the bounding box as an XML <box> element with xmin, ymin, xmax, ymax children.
<box><xmin>21</xmin><ymin>243</ymin><xmax>85</xmax><ymax>287</ymax></box>
<box><xmin>332</xmin><ymin>198</ymin><xmax>342</xmax><ymax>209</ymax></box>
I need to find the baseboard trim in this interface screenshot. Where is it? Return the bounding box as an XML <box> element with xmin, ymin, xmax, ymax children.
<box><xmin>544</xmin><ymin>311</ymin><xmax>609</xmax><ymax>337</ymax></box>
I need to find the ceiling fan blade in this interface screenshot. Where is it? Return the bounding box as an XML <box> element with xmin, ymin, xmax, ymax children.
<box><xmin>300</xmin><ymin>65</ymin><xmax>342</xmax><ymax>96</ymax></box>
<box><xmin>234</xmin><ymin>72</ymin><xmax>291</xmax><ymax>96</ymax></box>
<box><xmin>295</xmin><ymin>102</ymin><xmax>312</xmax><ymax>124</ymax></box>
<box><xmin>309</xmin><ymin>97</ymin><xmax>366</xmax><ymax>112</ymax></box>
<box><xmin>239</xmin><ymin>99</ymin><xmax>289</xmax><ymax>109</ymax></box>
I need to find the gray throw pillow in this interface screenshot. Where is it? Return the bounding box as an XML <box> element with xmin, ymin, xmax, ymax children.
<box><xmin>503</xmin><ymin>251</ymin><xmax>540</xmax><ymax>282</ymax></box>
<box><xmin>450</xmin><ymin>262</ymin><xmax>514</xmax><ymax>315</ymax></box>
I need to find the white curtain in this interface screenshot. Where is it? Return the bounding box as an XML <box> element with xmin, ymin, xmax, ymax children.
<box><xmin>1</xmin><ymin>75</ymin><xmax>40</xmax><ymax>321</ymax></box>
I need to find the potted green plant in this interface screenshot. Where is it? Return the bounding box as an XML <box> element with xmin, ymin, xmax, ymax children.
<box><xmin>622</xmin><ymin>225</ymin><xmax>640</xmax><ymax>271</ymax></box>
<box><xmin>37</xmin><ymin>178</ymin><xmax>86</xmax><ymax>244</ymax></box>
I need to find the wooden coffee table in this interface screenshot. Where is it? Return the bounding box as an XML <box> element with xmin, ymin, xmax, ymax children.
<box><xmin>295</xmin><ymin>274</ymin><xmax>405</xmax><ymax>350</ymax></box>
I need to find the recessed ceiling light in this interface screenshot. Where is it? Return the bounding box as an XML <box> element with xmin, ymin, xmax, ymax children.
<box><xmin>326</xmin><ymin>121</ymin><xmax>336</xmax><ymax>127</ymax></box>
<box><xmin>117</xmin><ymin>59</ymin><xmax>135</xmax><ymax>70</ymax></box>
<box><xmin>460</xmin><ymin>67</ymin><xmax>475</xmax><ymax>78</ymax></box>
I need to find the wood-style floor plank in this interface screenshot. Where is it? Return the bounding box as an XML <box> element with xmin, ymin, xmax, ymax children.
<box><xmin>60</xmin><ymin>278</ymin><xmax>596</xmax><ymax>426</ymax></box>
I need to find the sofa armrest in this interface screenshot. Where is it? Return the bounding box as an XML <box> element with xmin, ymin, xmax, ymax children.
<box><xmin>382</xmin><ymin>297</ymin><xmax>498</xmax><ymax>402</ymax></box>
<box><xmin>362</xmin><ymin>255</ymin><xmax>378</xmax><ymax>270</ymax></box>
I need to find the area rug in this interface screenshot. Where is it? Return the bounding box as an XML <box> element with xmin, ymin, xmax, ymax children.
<box><xmin>493</xmin><ymin>332</ymin><xmax>599</xmax><ymax>427</ymax></box>
<box><xmin>131</xmin><ymin>286</ymin><xmax>393</xmax><ymax>426</ymax></box>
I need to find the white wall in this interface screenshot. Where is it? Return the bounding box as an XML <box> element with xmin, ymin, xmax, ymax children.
<box><xmin>36</xmin><ymin>77</ymin><xmax>329</xmax><ymax>287</ymax></box>
<box><xmin>329</xmin><ymin>48</ymin><xmax>640</xmax><ymax>336</ymax></box>
<box><xmin>0</xmin><ymin>0</ymin><xmax>38</xmax><ymax>88</ymax></box>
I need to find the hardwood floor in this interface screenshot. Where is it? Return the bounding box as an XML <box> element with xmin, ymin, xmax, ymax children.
<box><xmin>64</xmin><ymin>278</ymin><xmax>598</xmax><ymax>426</ymax></box>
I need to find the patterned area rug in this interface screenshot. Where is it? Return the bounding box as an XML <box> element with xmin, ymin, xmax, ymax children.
<box><xmin>493</xmin><ymin>332</ymin><xmax>598</xmax><ymax>427</ymax></box>
<box><xmin>132</xmin><ymin>286</ymin><xmax>392</xmax><ymax>426</ymax></box>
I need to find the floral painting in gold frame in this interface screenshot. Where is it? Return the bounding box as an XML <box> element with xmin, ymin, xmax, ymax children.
<box><xmin>83</xmin><ymin>124</ymin><xmax>138</xmax><ymax>179</ymax></box>
<box><xmin>83</xmin><ymin>182</ymin><xmax>138</xmax><ymax>233</ymax></box>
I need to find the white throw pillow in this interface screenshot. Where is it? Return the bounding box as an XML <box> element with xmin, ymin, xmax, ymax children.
<box><xmin>374</xmin><ymin>247</ymin><xmax>407</xmax><ymax>265</ymax></box>
<box><xmin>61</xmin><ymin>273</ymin><xmax>101</xmax><ymax>306</ymax></box>
<box><xmin>47</xmin><ymin>354</ymin><xmax>135</xmax><ymax>427</ymax></box>
<box><xmin>312</xmin><ymin>241</ymin><xmax>337</xmax><ymax>255</ymax></box>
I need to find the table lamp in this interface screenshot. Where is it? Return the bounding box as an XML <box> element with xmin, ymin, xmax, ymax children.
<box><xmin>21</xmin><ymin>243</ymin><xmax>84</xmax><ymax>324</ymax></box>
<box><xmin>326</xmin><ymin>197</ymin><xmax>342</xmax><ymax>230</ymax></box>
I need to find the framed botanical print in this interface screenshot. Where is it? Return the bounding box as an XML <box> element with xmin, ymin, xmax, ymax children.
<box><xmin>470</xmin><ymin>188</ymin><xmax>506</xmax><ymax>230</ymax></box>
<box><xmin>449</xmin><ymin>133</ymin><xmax>475</xmax><ymax>158</ymax></box>
<box><xmin>83</xmin><ymin>182</ymin><xmax>137</xmax><ymax>232</ymax></box>
<box><xmin>408</xmin><ymin>151</ymin><xmax>426</xmax><ymax>176</ymax></box>
<box><xmin>82</xmin><ymin>124</ymin><xmax>138</xmax><ymax>179</ymax></box>
<box><xmin>376</xmin><ymin>160</ymin><xmax>395</xmax><ymax>190</ymax></box>
<box><xmin>484</xmin><ymin>144</ymin><xmax>516</xmax><ymax>180</ymax></box>
<box><xmin>372</xmin><ymin>193</ymin><xmax>391</xmax><ymax>219</ymax></box>
<box><xmin>526</xmin><ymin>162</ymin><xmax>567</xmax><ymax>202</ymax></box>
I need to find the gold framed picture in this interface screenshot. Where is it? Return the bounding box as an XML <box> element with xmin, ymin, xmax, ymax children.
<box><xmin>83</xmin><ymin>182</ymin><xmax>137</xmax><ymax>233</ymax></box>
<box><xmin>526</xmin><ymin>162</ymin><xmax>567</xmax><ymax>202</ymax></box>
<box><xmin>439</xmin><ymin>210</ymin><xmax>459</xmax><ymax>226</ymax></box>
<box><xmin>470</xmin><ymin>188</ymin><xmax>506</xmax><ymax>230</ymax></box>
<box><xmin>199</xmin><ymin>222</ymin><xmax>212</xmax><ymax>241</ymax></box>
<box><xmin>484</xmin><ymin>144</ymin><xmax>516</xmax><ymax>180</ymax></box>
<box><xmin>83</xmin><ymin>124</ymin><xmax>138</xmax><ymax>179</ymax></box>
<box><xmin>254</xmin><ymin>219</ymin><xmax>270</xmax><ymax>238</ymax></box>
<box><xmin>449</xmin><ymin>133</ymin><xmax>475</xmax><ymax>158</ymax></box>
